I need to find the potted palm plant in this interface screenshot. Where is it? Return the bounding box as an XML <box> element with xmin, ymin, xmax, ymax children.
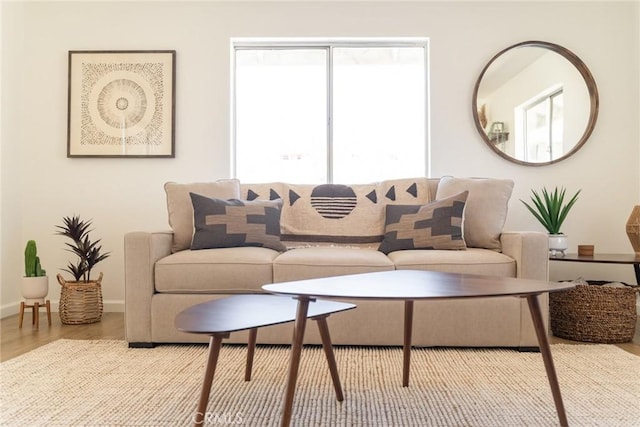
<box><xmin>55</xmin><ymin>215</ymin><xmax>110</xmax><ymax>324</ymax></box>
<box><xmin>22</xmin><ymin>240</ymin><xmax>48</xmax><ymax>304</ymax></box>
<box><xmin>520</xmin><ymin>186</ymin><xmax>581</xmax><ymax>256</ymax></box>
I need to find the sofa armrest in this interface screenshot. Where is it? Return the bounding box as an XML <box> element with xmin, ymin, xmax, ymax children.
<box><xmin>501</xmin><ymin>231</ymin><xmax>550</xmax><ymax>349</ymax></box>
<box><xmin>124</xmin><ymin>231</ymin><xmax>173</xmax><ymax>344</ymax></box>
<box><xmin>500</xmin><ymin>231</ymin><xmax>549</xmax><ymax>280</ymax></box>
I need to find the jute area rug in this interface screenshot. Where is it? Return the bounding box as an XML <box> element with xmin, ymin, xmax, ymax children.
<box><xmin>1</xmin><ymin>340</ymin><xmax>639</xmax><ymax>426</ymax></box>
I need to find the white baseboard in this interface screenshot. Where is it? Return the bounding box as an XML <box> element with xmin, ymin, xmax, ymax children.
<box><xmin>1</xmin><ymin>299</ymin><xmax>124</xmax><ymax>319</ymax></box>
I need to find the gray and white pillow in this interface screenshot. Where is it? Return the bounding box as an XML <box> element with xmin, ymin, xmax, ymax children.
<box><xmin>378</xmin><ymin>191</ymin><xmax>468</xmax><ymax>254</ymax></box>
<box><xmin>164</xmin><ymin>180</ymin><xmax>240</xmax><ymax>252</ymax></box>
<box><xmin>190</xmin><ymin>193</ymin><xmax>286</xmax><ymax>252</ymax></box>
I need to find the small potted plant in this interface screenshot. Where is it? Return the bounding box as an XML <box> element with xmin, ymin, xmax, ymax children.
<box><xmin>520</xmin><ymin>186</ymin><xmax>581</xmax><ymax>256</ymax></box>
<box><xmin>22</xmin><ymin>240</ymin><xmax>48</xmax><ymax>304</ymax></box>
<box><xmin>55</xmin><ymin>215</ymin><xmax>110</xmax><ymax>324</ymax></box>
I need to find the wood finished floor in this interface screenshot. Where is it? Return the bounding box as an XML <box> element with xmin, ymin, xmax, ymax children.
<box><xmin>1</xmin><ymin>312</ymin><xmax>638</xmax><ymax>362</ymax></box>
<box><xmin>1</xmin><ymin>312</ymin><xmax>125</xmax><ymax>362</ymax></box>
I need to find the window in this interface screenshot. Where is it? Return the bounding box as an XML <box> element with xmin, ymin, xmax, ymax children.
<box><xmin>517</xmin><ymin>88</ymin><xmax>564</xmax><ymax>162</ymax></box>
<box><xmin>232</xmin><ymin>39</ymin><xmax>429</xmax><ymax>184</ymax></box>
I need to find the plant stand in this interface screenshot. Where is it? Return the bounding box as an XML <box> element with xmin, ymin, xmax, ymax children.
<box><xmin>18</xmin><ymin>299</ymin><xmax>52</xmax><ymax>330</ymax></box>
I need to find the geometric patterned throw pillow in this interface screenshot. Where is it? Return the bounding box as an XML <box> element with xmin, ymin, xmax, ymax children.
<box><xmin>164</xmin><ymin>180</ymin><xmax>240</xmax><ymax>253</ymax></box>
<box><xmin>190</xmin><ymin>193</ymin><xmax>286</xmax><ymax>252</ymax></box>
<box><xmin>378</xmin><ymin>191</ymin><xmax>468</xmax><ymax>254</ymax></box>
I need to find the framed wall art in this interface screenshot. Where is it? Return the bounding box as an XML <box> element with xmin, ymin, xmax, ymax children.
<box><xmin>67</xmin><ymin>50</ymin><xmax>176</xmax><ymax>158</ymax></box>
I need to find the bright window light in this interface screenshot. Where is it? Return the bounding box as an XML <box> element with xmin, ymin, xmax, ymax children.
<box><xmin>233</xmin><ymin>39</ymin><xmax>429</xmax><ymax>184</ymax></box>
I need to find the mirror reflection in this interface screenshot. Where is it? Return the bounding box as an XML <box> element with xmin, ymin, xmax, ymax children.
<box><xmin>473</xmin><ymin>41</ymin><xmax>598</xmax><ymax>166</ymax></box>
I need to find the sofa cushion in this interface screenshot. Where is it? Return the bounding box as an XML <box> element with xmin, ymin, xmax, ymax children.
<box><xmin>389</xmin><ymin>248</ymin><xmax>516</xmax><ymax>277</ymax></box>
<box><xmin>155</xmin><ymin>247</ymin><xmax>279</xmax><ymax>292</ymax></box>
<box><xmin>435</xmin><ymin>177</ymin><xmax>514</xmax><ymax>250</ymax></box>
<box><xmin>273</xmin><ymin>247</ymin><xmax>395</xmax><ymax>282</ymax></box>
<box><xmin>378</xmin><ymin>191</ymin><xmax>468</xmax><ymax>254</ymax></box>
<box><xmin>190</xmin><ymin>194</ymin><xmax>286</xmax><ymax>252</ymax></box>
<box><xmin>165</xmin><ymin>180</ymin><xmax>240</xmax><ymax>253</ymax></box>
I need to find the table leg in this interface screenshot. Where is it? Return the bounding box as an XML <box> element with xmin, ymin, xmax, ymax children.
<box><xmin>633</xmin><ymin>263</ymin><xmax>640</xmax><ymax>286</ymax></box>
<box><xmin>526</xmin><ymin>295</ymin><xmax>569</xmax><ymax>427</ymax></box>
<box><xmin>314</xmin><ymin>315</ymin><xmax>344</xmax><ymax>401</ymax></box>
<box><xmin>194</xmin><ymin>333</ymin><xmax>228</xmax><ymax>427</ymax></box>
<box><xmin>281</xmin><ymin>297</ymin><xmax>310</xmax><ymax>427</ymax></box>
<box><xmin>245</xmin><ymin>328</ymin><xmax>258</xmax><ymax>381</ymax></box>
<box><xmin>403</xmin><ymin>300</ymin><xmax>414</xmax><ymax>387</ymax></box>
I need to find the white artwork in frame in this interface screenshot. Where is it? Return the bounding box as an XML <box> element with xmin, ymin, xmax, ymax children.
<box><xmin>67</xmin><ymin>50</ymin><xmax>176</xmax><ymax>158</ymax></box>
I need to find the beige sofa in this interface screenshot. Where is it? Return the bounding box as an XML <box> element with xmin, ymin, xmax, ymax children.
<box><xmin>124</xmin><ymin>177</ymin><xmax>549</xmax><ymax>349</ymax></box>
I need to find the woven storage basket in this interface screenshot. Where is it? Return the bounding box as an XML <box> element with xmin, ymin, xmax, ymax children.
<box><xmin>550</xmin><ymin>280</ymin><xmax>639</xmax><ymax>343</ymax></box>
<box><xmin>57</xmin><ymin>273</ymin><xmax>103</xmax><ymax>325</ymax></box>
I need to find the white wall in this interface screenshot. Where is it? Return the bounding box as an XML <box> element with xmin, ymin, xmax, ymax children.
<box><xmin>1</xmin><ymin>1</ymin><xmax>639</xmax><ymax>317</ymax></box>
<box><xmin>0</xmin><ymin>1</ymin><xmax>4</xmax><ymax>313</ymax></box>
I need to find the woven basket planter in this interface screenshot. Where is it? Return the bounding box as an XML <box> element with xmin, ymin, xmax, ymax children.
<box><xmin>550</xmin><ymin>281</ymin><xmax>639</xmax><ymax>343</ymax></box>
<box><xmin>57</xmin><ymin>273</ymin><xmax>103</xmax><ymax>325</ymax></box>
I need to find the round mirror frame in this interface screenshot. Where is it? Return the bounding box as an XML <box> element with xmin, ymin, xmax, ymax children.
<box><xmin>472</xmin><ymin>41</ymin><xmax>599</xmax><ymax>166</ymax></box>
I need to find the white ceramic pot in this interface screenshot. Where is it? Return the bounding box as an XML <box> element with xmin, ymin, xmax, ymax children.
<box><xmin>21</xmin><ymin>276</ymin><xmax>49</xmax><ymax>304</ymax></box>
<box><xmin>548</xmin><ymin>234</ymin><xmax>568</xmax><ymax>256</ymax></box>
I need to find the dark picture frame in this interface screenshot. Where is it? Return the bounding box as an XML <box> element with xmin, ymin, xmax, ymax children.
<box><xmin>67</xmin><ymin>50</ymin><xmax>176</xmax><ymax>158</ymax></box>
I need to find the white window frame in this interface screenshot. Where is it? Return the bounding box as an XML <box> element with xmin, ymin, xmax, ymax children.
<box><xmin>515</xmin><ymin>85</ymin><xmax>564</xmax><ymax>162</ymax></box>
<box><xmin>230</xmin><ymin>37</ymin><xmax>430</xmax><ymax>183</ymax></box>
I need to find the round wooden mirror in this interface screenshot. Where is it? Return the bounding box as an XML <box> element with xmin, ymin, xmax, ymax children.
<box><xmin>472</xmin><ymin>41</ymin><xmax>599</xmax><ymax>166</ymax></box>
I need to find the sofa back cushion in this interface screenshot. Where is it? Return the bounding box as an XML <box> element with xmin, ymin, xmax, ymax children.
<box><xmin>435</xmin><ymin>177</ymin><xmax>514</xmax><ymax>250</ymax></box>
<box><xmin>164</xmin><ymin>180</ymin><xmax>240</xmax><ymax>252</ymax></box>
<box><xmin>241</xmin><ymin>178</ymin><xmax>432</xmax><ymax>247</ymax></box>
